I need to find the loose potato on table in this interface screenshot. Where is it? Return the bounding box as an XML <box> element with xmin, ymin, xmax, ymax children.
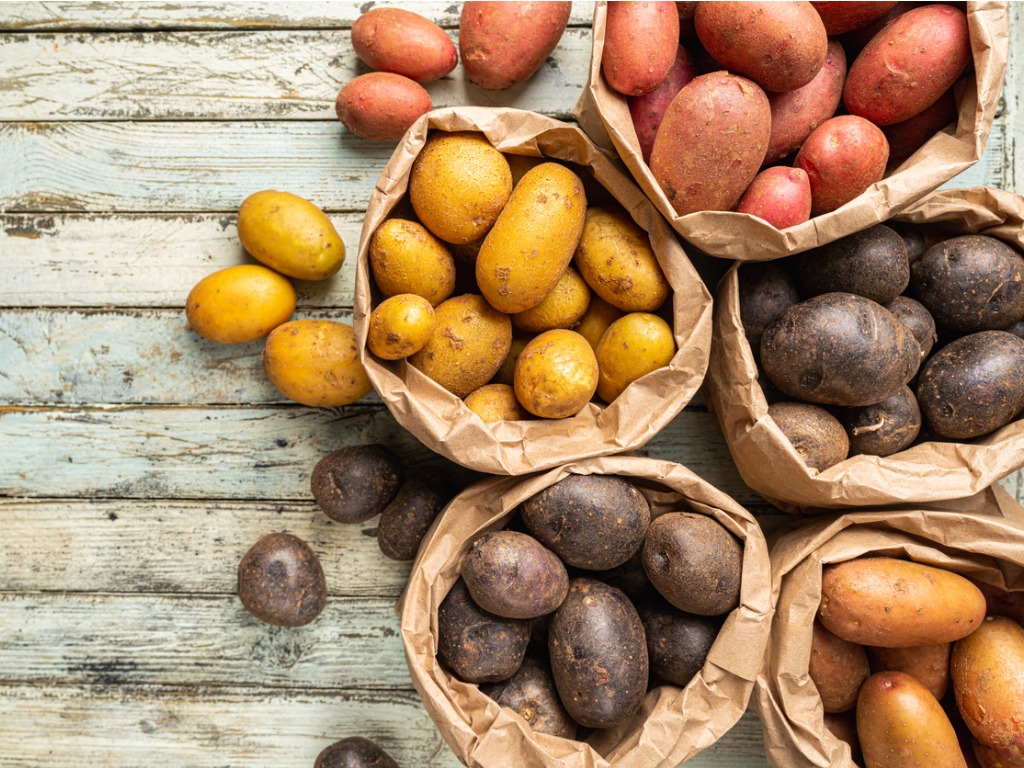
<box><xmin>237</xmin><ymin>532</ymin><xmax>326</xmax><ymax>628</ymax></box>
<box><xmin>335</xmin><ymin>72</ymin><xmax>432</xmax><ymax>143</ymax></box>
<box><xmin>350</xmin><ymin>7</ymin><xmax>456</xmax><ymax>83</ymax></box>
<box><xmin>263</xmin><ymin>319</ymin><xmax>372</xmax><ymax>407</ymax></box>
<box><xmin>185</xmin><ymin>264</ymin><xmax>295</xmax><ymax>344</ymax></box>
<box><xmin>315</xmin><ymin>737</ymin><xmax>399</xmax><ymax>768</ymax></box>
<box><xmin>602</xmin><ymin>0</ymin><xmax>679</xmax><ymax>97</ymax></box>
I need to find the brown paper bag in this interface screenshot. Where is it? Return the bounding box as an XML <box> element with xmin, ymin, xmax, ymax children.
<box><xmin>753</xmin><ymin>485</ymin><xmax>1024</xmax><ymax>768</ymax></box>
<box><xmin>573</xmin><ymin>2</ymin><xmax>1009</xmax><ymax>262</ymax></box>
<box><xmin>354</xmin><ymin>107</ymin><xmax>712</xmax><ymax>476</ymax></box>
<box><xmin>399</xmin><ymin>455</ymin><xmax>773</xmax><ymax>768</ymax></box>
<box><xmin>703</xmin><ymin>186</ymin><xmax>1024</xmax><ymax>512</ymax></box>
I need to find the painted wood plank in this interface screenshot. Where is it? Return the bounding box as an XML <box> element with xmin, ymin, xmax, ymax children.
<box><xmin>0</xmin><ymin>213</ymin><xmax>361</xmax><ymax>308</ymax></box>
<box><xmin>0</xmin><ymin>499</ymin><xmax>410</xmax><ymax>596</ymax></box>
<box><xmin>0</xmin><ymin>2</ymin><xmax>597</xmax><ymax>31</ymax></box>
<box><xmin>0</xmin><ymin>28</ymin><xmax>591</xmax><ymax>121</ymax></box>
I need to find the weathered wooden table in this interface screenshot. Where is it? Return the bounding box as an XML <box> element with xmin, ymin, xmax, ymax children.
<box><xmin>1</xmin><ymin>3</ymin><xmax>1021</xmax><ymax>766</ymax></box>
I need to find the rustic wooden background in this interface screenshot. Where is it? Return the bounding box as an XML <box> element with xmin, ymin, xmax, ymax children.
<box><xmin>1</xmin><ymin>3</ymin><xmax>1021</xmax><ymax>766</ymax></box>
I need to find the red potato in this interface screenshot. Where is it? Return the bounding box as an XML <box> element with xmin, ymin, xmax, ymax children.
<box><xmin>629</xmin><ymin>45</ymin><xmax>699</xmax><ymax>162</ymax></box>
<box><xmin>695</xmin><ymin>2</ymin><xmax>828</xmax><ymax>93</ymax></box>
<box><xmin>844</xmin><ymin>4</ymin><xmax>971</xmax><ymax>126</ymax></box>
<box><xmin>883</xmin><ymin>88</ymin><xmax>959</xmax><ymax>169</ymax></box>
<box><xmin>794</xmin><ymin>115</ymin><xmax>889</xmax><ymax>215</ymax></box>
<box><xmin>335</xmin><ymin>73</ymin><xmax>431</xmax><ymax>142</ymax></box>
<box><xmin>603</xmin><ymin>1</ymin><xmax>680</xmax><ymax>96</ymax></box>
<box><xmin>840</xmin><ymin>1</ymin><xmax>918</xmax><ymax>56</ymax></box>
<box><xmin>459</xmin><ymin>2</ymin><xmax>572</xmax><ymax>91</ymax></box>
<box><xmin>810</xmin><ymin>2</ymin><xmax>899</xmax><ymax>35</ymax></box>
<box><xmin>351</xmin><ymin>8</ymin><xmax>457</xmax><ymax>83</ymax></box>
<box><xmin>765</xmin><ymin>40</ymin><xmax>847</xmax><ymax>165</ymax></box>
<box><xmin>650</xmin><ymin>72</ymin><xmax>771</xmax><ymax>215</ymax></box>
<box><xmin>736</xmin><ymin>167</ymin><xmax>812</xmax><ymax>230</ymax></box>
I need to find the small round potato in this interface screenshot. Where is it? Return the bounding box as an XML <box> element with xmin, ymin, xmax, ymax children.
<box><xmin>574</xmin><ymin>296</ymin><xmax>625</xmax><ymax>351</ymax></box>
<box><xmin>595</xmin><ymin>312</ymin><xmax>676</xmax><ymax>404</ymax></box>
<box><xmin>794</xmin><ymin>116</ymin><xmax>889</xmax><ymax>215</ymax></box>
<box><xmin>810</xmin><ymin>619</ymin><xmax>870</xmax><ymax>713</ymax></box>
<box><xmin>738</xmin><ymin>262</ymin><xmax>799</xmax><ymax>351</ymax></box>
<box><xmin>263</xmin><ymin>319</ymin><xmax>372</xmax><ymax>407</ymax></box>
<box><xmin>736</xmin><ymin>167</ymin><xmax>812</xmax><ymax>230</ymax></box>
<box><xmin>335</xmin><ymin>72</ymin><xmax>432</xmax><ymax>143</ymax></box>
<box><xmin>512</xmin><ymin>266</ymin><xmax>591</xmax><ymax>333</ymax></box>
<box><xmin>237</xmin><ymin>532</ymin><xmax>326</xmax><ymax>628</ymax></box>
<box><xmin>514</xmin><ymin>329</ymin><xmax>599</xmax><ymax>419</ymax></box>
<box><xmin>310</xmin><ymin>444</ymin><xmax>402</xmax><ymax>525</ymax></box>
<box><xmin>185</xmin><ymin>264</ymin><xmax>296</xmax><ymax>344</ymax></box>
<box><xmin>315</xmin><ymin>737</ymin><xmax>399</xmax><ymax>768</ymax></box>
<box><xmin>768</xmin><ymin>401</ymin><xmax>850</xmax><ymax>472</ymax></box>
<box><xmin>367</xmin><ymin>294</ymin><xmax>436</xmax><ymax>360</ymax></box>
<box><xmin>237</xmin><ymin>190</ymin><xmax>345</xmax><ymax>281</ymax></box>
<box><xmin>637</xmin><ymin>596</ymin><xmax>719</xmax><ymax>688</ymax></box>
<box><xmin>461</xmin><ymin>531</ymin><xmax>569</xmax><ymax>619</ymax></box>
<box><xmin>842</xmin><ymin>385</ymin><xmax>921</xmax><ymax>457</ymax></box>
<box><xmin>369</xmin><ymin>219</ymin><xmax>456</xmax><ymax>306</ymax></box>
<box><xmin>885</xmin><ymin>296</ymin><xmax>938</xmax><ymax>362</ymax></box>
<box><xmin>464</xmin><ymin>383</ymin><xmax>528</xmax><ymax>423</ymax></box>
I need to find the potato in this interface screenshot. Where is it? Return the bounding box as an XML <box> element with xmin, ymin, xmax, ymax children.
<box><xmin>514</xmin><ymin>329</ymin><xmax>599</xmax><ymax>419</ymax></box>
<box><xmin>476</xmin><ymin>162</ymin><xmax>586</xmax><ymax>314</ymax></box>
<box><xmin>367</xmin><ymin>293</ymin><xmax>436</xmax><ymax>360</ymax></box>
<box><xmin>811</xmin><ymin>2</ymin><xmax>899</xmax><ymax>35</ymax></box>
<box><xmin>437</xmin><ymin>578</ymin><xmax>531</xmax><ymax>683</ymax></box>
<box><xmin>335</xmin><ymin>72</ymin><xmax>432</xmax><ymax>143</ymax></box>
<box><xmin>462</xmin><ymin>530</ymin><xmax>569</xmax><ymax>620</ymax></box>
<box><xmin>637</xmin><ymin>596</ymin><xmax>720</xmax><ymax>687</ymax></box>
<box><xmin>491</xmin><ymin>335</ymin><xmax>532</xmax><ymax>387</ymax></box>
<box><xmin>650</xmin><ymin>72</ymin><xmax>771</xmax><ymax>215</ymax></box>
<box><xmin>844</xmin><ymin>5</ymin><xmax>971</xmax><ymax>126</ymax></box>
<box><xmin>794</xmin><ymin>224</ymin><xmax>909</xmax><ymax>305</ymax></box>
<box><xmin>910</xmin><ymin>235</ymin><xmax>1024</xmax><ymax>333</ymax></box>
<box><xmin>892</xmin><ymin>222</ymin><xmax>928</xmax><ymax>263</ymax></box>
<box><xmin>884</xmin><ymin>89</ymin><xmax>959</xmax><ymax>169</ymax></box>
<box><xmin>869</xmin><ymin>642</ymin><xmax>951</xmax><ymax>701</ymax></box>
<box><xmin>521</xmin><ymin>474</ymin><xmax>651</xmax><ymax>571</ymax></box>
<box><xmin>237</xmin><ymin>190</ymin><xmax>345</xmax><ymax>281</ymax></box>
<box><xmin>857</xmin><ymin>671</ymin><xmax>967</xmax><ymax>768</ymax></box>
<box><xmin>736</xmin><ymin>167</ymin><xmax>812</xmax><ymax>230</ymax></box>
<box><xmin>841</xmin><ymin>385</ymin><xmax>922</xmax><ymax>457</ymax></box>
<box><xmin>464</xmin><ymin>383</ymin><xmax>528</xmax><ymax>423</ymax></box>
<box><xmin>809</xmin><ymin>620</ymin><xmax>870</xmax><ymax>713</ymax></box>
<box><xmin>953</xmin><ymin>617</ymin><xmax>1024</xmax><ymax>765</ymax></box>
<box><xmin>695</xmin><ymin>2</ymin><xmax>828</xmax><ymax>93</ymax></box>
<box><xmin>548</xmin><ymin>578</ymin><xmax>649</xmax><ymax>729</ymax></box>
<box><xmin>482</xmin><ymin>656</ymin><xmax>577</xmax><ymax>739</ymax></box>
<box><xmin>768</xmin><ymin>401</ymin><xmax>850</xmax><ymax>472</ymax></box>
<box><xmin>973</xmin><ymin>740</ymin><xmax>1024</xmax><ymax>768</ymax></box>
<box><xmin>409</xmin><ymin>294</ymin><xmax>512</xmax><ymax>399</ymax></box>
<box><xmin>369</xmin><ymin>219</ymin><xmax>456</xmax><ymax>305</ymax></box>
<box><xmin>595</xmin><ymin>312</ymin><xmax>676</xmax><ymax>404</ymax></box>
<box><xmin>602</xmin><ymin>1</ymin><xmax>680</xmax><ymax>96</ymax></box>
<box><xmin>629</xmin><ymin>45</ymin><xmax>699</xmax><ymax>162</ymax></box>
<box><xmin>575</xmin><ymin>295</ymin><xmax>624</xmax><ymax>351</ymax></box>
<box><xmin>738</xmin><ymin>262</ymin><xmax>799</xmax><ymax>351</ymax></box>
<box><xmin>794</xmin><ymin>115</ymin><xmax>889</xmax><ymax>214</ymax></box>
<box><xmin>916</xmin><ymin>331</ymin><xmax>1024</xmax><ymax>440</ymax></box>
<box><xmin>237</xmin><ymin>532</ymin><xmax>326</xmax><ymax>627</ymax></box>
<box><xmin>760</xmin><ymin>293</ymin><xmax>920</xmax><ymax>407</ymax></box>
<box><xmin>310</xmin><ymin>445</ymin><xmax>402</xmax><ymax>525</ymax></box>
<box><xmin>409</xmin><ymin>132</ymin><xmax>513</xmax><ymax>244</ymax></box>
<box><xmin>819</xmin><ymin>557</ymin><xmax>987</xmax><ymax>647</ymax></box>
<box><xmin>885</xmin><ymin>296</ymin><xmax>937</xmax><ymax>363</ymax></box>
<box><xmin>315</xmin><ymin>737</ymin><xmax>399</xmax><ymax>768</ymax></box>
<box><xmin>185</xmin><ymin>264</ymin><xmax>296</xmax><ymax>344</ymax></box>
<box><xmin>512</xmin><ymin>266</ymin><xmax>591</xmax><ymax>333</ymax></box>
<box><xmin>459</xmin><ymin>1</ymin><xmax>572</xmax><ymax>90</ymax></box>
<box><xmin>642</xmin><ymin>512</ymin><xmax>742</xmax><ymax>616</ymax></box>
<box><xmin>574</xmin><ymin>207</ymin><xmax>670</xmax><ymax>312</ymax></box>
<box><xmin>376</xmin><ymin>472</ymin><xmax>453</xmax><ymax>562</ymax></box>
<box><xmin>596</xmin><ymin>549</ymin><xmax>651</xmax><ymax>603</ymax></box>
<box><xmin>263</xmin><ymin>319</ymin><xmax>372</xmax><ymax>407</ymax></box>
<box><xmin>351</xmin><ymin>8</ymin><xmax>457</xmax><ymax>83</ymax></box>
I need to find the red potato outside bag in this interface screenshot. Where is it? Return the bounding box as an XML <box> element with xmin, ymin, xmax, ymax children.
<box><xmin>574</xmin><ymin>1</ymin><xmax>1009</xmax><ymax>262</ymax></box>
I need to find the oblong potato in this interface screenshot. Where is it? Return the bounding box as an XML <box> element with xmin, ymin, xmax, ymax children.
<box><xmin>794</xmin><ymin>115</ymin><xmax>889</xmax><ymax>215</ymax></box>
<box><xmin>263</xmin><ymin>319</ymin><xmax>372</xmax><ymax>407</ymax></box>
<box><xmin>369</xmin><ymin>219</ymin><xmax>456</xmax><ymax>306</ymax></box>
<box><xmin>351</xmin><ymin>8</ymin><xmax>457</xmax><ymax>83</ymax></box>
<box><xmin>810</xmin><ymin>620</ymin><xmax>870</xmax><ymax>713</ymax></box>
<box><xmin>819</xmin><ymin>557</ymin><xmax>987</xmax><ymax>647</ymax></box>
<box><xmin>186</xmin><ymin>264</ymin><xmax>296</xmax><ymax>344</ymax></box>
<box><xmin>629</xmin><ymin>45</ymin><xmax>699</xmax><ymax>162</ymax></box>
<box><xmin>462</xmin><ymin>530</ymin><xmax>569</xmax><ymax>620</ymax></box>
<box><xmin>482</xmin><ymin>656</ymin><xmax>577</xmax><ymax>740</ymax></box>
<box><xmin>335</xmin><ymin>72</ymin><xmax>432</xmax><ymax>143</ymax></box>
<box><xmin>603</xmin><ymin>1</ymin><xmax>679</xmax><ymax>96</ymax></box>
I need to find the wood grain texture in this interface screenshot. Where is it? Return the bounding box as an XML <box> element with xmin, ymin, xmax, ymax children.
<box><xmin>0</xmin><ymin>28</ymin><xmax>591</xmax><ymax>121</ymax></box>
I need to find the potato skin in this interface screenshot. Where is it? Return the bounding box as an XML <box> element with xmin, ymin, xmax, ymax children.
<box><xmin>376</xmin><ymin>472</ymin><xmax>453</xmax><ymax>562</ymax></box>
<box><xmin>237</xmin><ymin>190</ymin><xmax>345</xmax><ymax>281</ymax></box>
<box><xmin>367</xmin><ymin>293</ymin><xmax>436</xmax><ymax>360</ymax></box>
<box><xmin>462</xmin><ymin>531</ymin><xmax>569</xmax><ymax>620</ymax></box>
<box><xmin>237</xmin><ymin>532</ymin><xmax>327</xmax><ymax>628</ymax></box>
<box><xmin>314</xmin><ymin>737</ymin><xmax>399</xmax><ymax>768</ymax></box>
<box><xmin>514</xmin><ymin>329</ymin><xmax>599</xmax><ymax>419</ymax></box>
<box><xmin>794</xmin><ymin>224</ymin><xmax>909</xmax><ymax>305</ymax></box>
<box><xmin>650</xmin><ymin>72</ymin><xmax>771</xmax><ymax>215</ymax></box>
<box><xmin>459</xmin><ymin>1</ymin><xmax>572</xmax><ymax>90</ymax></box>
<box><xmin>548</xmin><ymin>578</ymin><xmax>649</xmax><ymax>729</ymax></box>
<box><xmin>841</xmin><ymin>385</ymin><xmax>922</xmax><ymax>458</ymax></box>
<box><xmin>869</xmin><ymin>642</ymin><xmax>951</xmax><ymax>701</ymax></box>
<box><xmin>844</xmin><ymin>4</ymin><xmax>971</xmax><ymax>126</ymax></box>
<box><xmin>885</xmin><ymin>296</ymin><xmax>937</xmax><ymax>363</ymax></box>
<box><xmin>335</xmin><ymin>73</ymin><xmax>432</xmax><ymax>143</ymax></box>
<box><xmin>351</xmin><ymin>8</ymin><xmax>457</xmax><ymax>83</ymax></box>
<box><xmin>482</xmin><ymin>656</ymin><xmax>577</xmax><ymax>739</ymax></box>
<box><xmin>736</xmin><ymin>167</ymin><xmax>812</xmax><ymax>230</ymax></box>
<box><xmin>811</xmin><ymin>2</ymin><xmax>899</xmax><ymax>36</ymax></box>
<box><xmin>916</xmin><ymin>331</ymin><xmax>1024</xmax><ymax>440</ymax></box>
<box><xmin>809</xmin><ymin>620</ymin><xmax>870</xmax><ymax>713</ymax></box>
<box><xmin>738</xmin><ymin>262</ymin><xmax>799</xmax><ymax>350</ymax></box>
<box><xmin>857</xmin><ymin>671</ymin><xmax>967</xmax><ymax>768</ymax></box>
<box><xmin>369</xmin><ymin>219</ymin><xmax>456</xmax><ymax>306</ymax></box>
<box><xmin>186</xmin><ymin>264</ymin><xmax>296</xmax><ymax>344</ymax></box>
<box><xmin>464</xmin><ymin>383</ymin><xmax>529</xmax><ymax>423</ymax></box>
<box><xmin>521</xmin><ymin>474</ymin><xmax>651</xmax><ymax>571</ymax></box>
<box><xmin>629</xmin><ymin>45</ymin><xmax>699</xmax><ymax>162</ymax></box>
<box><xmin>575</xmin><ymin>295</ymin><xmax>624</xmax><ymax>352</ymax></box>
<box><xmin>819</xmin><ymin>557</ymin><xmax>987</xmax><ymax>647</ymax></box>
<box><xmin>263</xmin><ymin>319</ymin><xmax>372</xmax><ymax>407</ymax></box>
<box><xmin>603</xmin><ymin>1</ymin><xmax>680</xmax><ymax>96</ymax></box>
<box><xmin>595</xmin><ymin>313</ymin><xmax>676</xmax><ymax>404</ymax></box>
<box><xmin>637</xmin><ymin>596</ymin><xmax>719</xmax><ymax>687</ymax></box>
<box><xmin>476</xmin><ymin>162</ymin><xmax>587</xmax><ymax>314</ymax></box>
<box><xmin>794</xmin><ymin>115</ymin><xmax>889</xmax><ymax>215</ymax></box>
<box><xmin>310</xmin><ymin>445</ymin><xmax>402</xmax><ymax>525</ymax></box>
<box><xmin>512</xmin><ymin>266</ymin><xmax>591</xmax><ymax>333</ymax></box>
<box><xmin>768</xmin><ymin>401</ymin><xmax>850</xmax><ymax>472</ymax></box>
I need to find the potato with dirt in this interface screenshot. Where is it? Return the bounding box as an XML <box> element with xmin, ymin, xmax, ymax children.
<box><xmin>794</xmin><ymin>224</ymin><xmax>910</xmax><ymax>305</ymax></box>
<box><xmin>369</xmin><ymin>219</ymin><xmax>456</xmax><ymax>306</ymax></box>
<box><xmin>637</xmin><ymin>596</ymin><xmax>720</xmax><ymax>688</ymax></box>
<box><xmin>841</xmin><ymin>385</ymin><xmax>922</xmax><ymax>457</ymax></box>
<box><xmin>237</xmin><ymin>532</ymin><xmax>327</xmax><ymax>627</ymax></box>
<box><xmin>314</xmin><ymin>736</ymin><xmax>399</xmax><ymax>768</ymax></box>
<box><xmin>885</xmin><ymin>296</ymin><xmax>937</xmax><ymax>363</ymax></box>
<box><xmin>376</xmin><ymin>472</ymin><xmax>454</xmax><ymax>562</ymax></box>
<box><xmin>461</xmin><ymin>530</ymin><xmax>569</xmax><ymax>619</ymax></box>
<box><xmin>366</xmin><ymin>293</ymin><xmax>436</xmax><ymax>360</ymax></box>
<box><xmin>482</xmin><ymin>656</ymin><xmax>578</xmax><ymax>739</ymax></box>
<box><xmin>768</xmin><ymin>401</ymin><xmax>850</xmax><ymax>471</ymax></box>
<box><xmin>513</xmin><ymin>329</ymin><xmax>598</xmax><ymax>419</ymax></box>
<box><xmin>738</xmin><ymin>262</ymin><xmax>799</xmax><ymax>351</ymax></box>
<box><xmin>311</xmin><ymin>444</ymin><xmax>402</xmax><ymax>524</ymax></box>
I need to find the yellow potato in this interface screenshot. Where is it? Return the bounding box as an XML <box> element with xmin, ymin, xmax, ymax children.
<box><xmin>369</xmin><ymin>219</ymin><xmax>456</xmax><ymax>305</ymax></box>
<box><xmin>514</xmin><ymin>329</ymin><xmax>598</xmax><ymax>419</ymax></box>
<box><xmin>491</xmin><ymin>335</ymin><xmax>533</xmax><ymax>387</ymax></box>
<box><xmin>464</xmin><ymin>383</ymin><xmax>528</xmax><ymax>423</ymax></box>
<box><xmin>237</xmin><ymin>190</ymin><xmax>345</xmax><ymax>281</ymax></box>
<box><xmin>185</xmin><ymin>264</ymin><xmax>296</xmax><ymax>344</ymax></box>
<box><xmin>409</xmin><ymin>132</ymin><xmax>512</xmax><ymax>244</ymax></box>
<box><xmin>512</xmin><ymin>266</ymin><xmax>591</xmax><ymax>333</ymax></box>
<box><xmin>409</xmin><ymin>294</ymin><xmax>512</xmax><ymax>398</ymax></box>
<box><xmin>574</xmin><ymin>207</ymin><xmax>670</xmax><ymax>312</ymax></box>
<box><xmin>575</xmin><ymin>295</ymin><xmax>625</xmax><ymax>351</ymax></box>
<box><xmin>367</xmin><ymin>293</ymin><xmax>436</xmax><ymax>360</ymax></box>
<box><xmin>595</xmin><ymin>313</ymin><xmax>676</xmax><ymax>404</ymax></box>
<box><xmin>476</xmin><ymin>162</ymin><xmax>587</xmax><ymax>314</ymax></box>
<box><xmin>263</xmin><ymin>319</ymin><xmax>372</xmax><ymax>407</ymax></box>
